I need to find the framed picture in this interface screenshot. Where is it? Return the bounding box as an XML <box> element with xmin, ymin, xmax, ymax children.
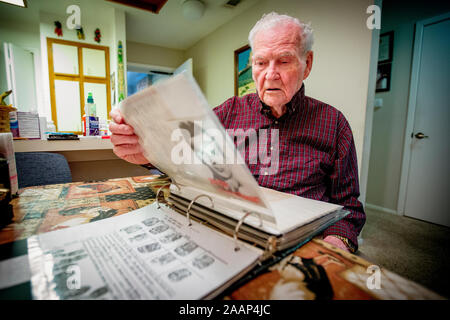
<box><xmin>234</xmin><ymin>44</ymin><xmax>256</xmax><ymax>97</ymax></box>
<box><xmin>378</xmin><ymin>31</ymin><xmax>394</xmax><ymax>63</ymax></box>
<box><xmin>376</xmin><ymin>62</ymin><xmax>391</xmax><ymax>92</ymax></box>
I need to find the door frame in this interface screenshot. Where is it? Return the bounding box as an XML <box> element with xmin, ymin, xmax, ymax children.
<box><xmin>359</xmin><ymin>0</ymin><xmax>382</xmax><ymax>207</ymax></box>
<box><xmin>397</xmin><ymin>12</ymin><xmax>450</xmax><ymax>215</ymax></box>
<box><xmin>3</xmin><ymin>43</ymin><xmax>41</xmax><ymax>114</ymax></box>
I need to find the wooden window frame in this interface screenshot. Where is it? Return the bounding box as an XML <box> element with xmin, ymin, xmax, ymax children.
<box><xmin>47</xmin><ymin>38</ymin><xmax>111</xmax><ymax>134</ymax></box>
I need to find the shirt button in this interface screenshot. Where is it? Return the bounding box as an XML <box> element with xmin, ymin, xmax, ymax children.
<box><xmin>264</xmin><ymin>171</ymin><xmax>268</xmax><ymax>175</ymax></box>
<box><xmin>274</xmin><ymin>121</ymin><xmax>278</xmax><ymax>125</ymax></box>
<box><xmin>270</xmin><ymin>146</ymin><xmax>273</xmax><ymax>150</ymax></box>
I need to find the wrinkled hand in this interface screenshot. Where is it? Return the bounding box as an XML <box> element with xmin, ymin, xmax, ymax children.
<box><xmin>323</xmin><ymin>235</ymin><xmax>349</xmax><ymax>252</ymax></box>
<box><xmin>109</xmin><ymin>108</ymin><xmax>149</xmax><ymax>165</ymax></box>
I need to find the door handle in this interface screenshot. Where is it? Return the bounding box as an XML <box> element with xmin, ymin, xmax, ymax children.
<box><xmin>414</xmin><ymin>132</ymin><xmax>429</xmax><ymax>139</ymax></box>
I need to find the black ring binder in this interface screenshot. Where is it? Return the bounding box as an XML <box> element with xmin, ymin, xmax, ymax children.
<box><xmin>156</xmin><ymin>182</ymin><xmax>180</xmax><ymax>209</ymax></box>
<box><xmin>233</xmin><ymin>211</ymin><xmax>263</xmax><ymax>252</ymax></box>
<box><xmin>186</xmin><ymin>194</ymin><xmax>214</xmax><ymax>226</ymax></box>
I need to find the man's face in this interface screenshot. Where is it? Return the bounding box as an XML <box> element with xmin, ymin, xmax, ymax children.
<box><xmin>251</xmin><ymin>23</ymin><xmax>313</xmax><ymax>109</ymax></box>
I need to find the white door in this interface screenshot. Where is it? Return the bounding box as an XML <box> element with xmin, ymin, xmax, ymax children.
<box><xmin>403</xmin><ymin>14</ymin><xmax>450</xmax><ymax>226</ymax></box>
<box><xmin>3</xmin><ymin>43</ymin><xmax>38</xmax><ymax>112</ymax></box>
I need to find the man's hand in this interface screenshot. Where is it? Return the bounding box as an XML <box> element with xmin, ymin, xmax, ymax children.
<box><xmin>109</xmin><ymin>108</ymin><xmax>149</xmax><ymax>165</ymax></box>
<box><xmin>323</xmin><ymin>235</ymin><xmax>350</xmax><ymax>252</ymax></box>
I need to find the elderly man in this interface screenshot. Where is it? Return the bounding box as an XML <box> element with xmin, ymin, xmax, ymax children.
<box><xmin>109</xmin><ymin>12</ymin><xmax>365</xmax><ymax>253</ymax></box>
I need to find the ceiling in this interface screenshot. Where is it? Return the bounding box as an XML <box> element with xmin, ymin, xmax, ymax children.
<box><xmin>0</xmin><ymin>0</ymin><xmax>261</xmax><ymax>50</ymax></box>
<box><xmin>111</xmin><ymin>0</ymin><xmax>261</xmax><ymax>50</ymax></box>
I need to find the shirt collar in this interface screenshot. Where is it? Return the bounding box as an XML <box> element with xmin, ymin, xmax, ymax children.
<box><xmin>259</xmin><ymin>84</ymin><xmax>305</xmax><ymax>119</ymax></box>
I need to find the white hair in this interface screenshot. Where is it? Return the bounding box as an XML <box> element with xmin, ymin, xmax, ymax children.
<box><xmin>248</xmin><ymin>12</ymin><xmax>314</xmax><ymax>56</ymax></box>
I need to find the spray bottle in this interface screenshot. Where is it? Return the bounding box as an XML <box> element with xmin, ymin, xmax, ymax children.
<box><xmin>83</xmin><ymin>93</ymin><xmax>98</xmax><ymax>136</ymax></box>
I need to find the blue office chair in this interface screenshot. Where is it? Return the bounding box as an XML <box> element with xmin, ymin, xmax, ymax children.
<box><xmin>15</xmin><ymin>152</ymin><xmax>72</xmax><ymax>188</ymax></box>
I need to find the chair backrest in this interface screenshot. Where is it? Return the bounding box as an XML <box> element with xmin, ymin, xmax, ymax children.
<box><xmin>15</xmin><ymin>152</ymin><xmax>72</xmax><ymax>188</ymax></box>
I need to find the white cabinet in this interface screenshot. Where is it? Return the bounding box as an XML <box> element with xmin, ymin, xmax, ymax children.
<box><xmin>52</xmin><ymin>43</ymin><xmax>79</xmax><ymax>75</ymax></box>
<box><xmin>54</xmin><ymin>80</ymin><xmax>81</xmax><ymax>132</ymax></box>
<box><xmin>82</xmin><ymin>47</ymin><xmax>106</xmax><ymax>78</ymax></box>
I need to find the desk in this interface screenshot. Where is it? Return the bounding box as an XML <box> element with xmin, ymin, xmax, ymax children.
<box><xmin>0</xmin><ymin>175</ymin><xmax>442</xmax><ymax>300</ymax></box>
<box><xmin>13</xmin><ymin>138</ymin><xmax>113</xmax><ymax>152</ymax></box>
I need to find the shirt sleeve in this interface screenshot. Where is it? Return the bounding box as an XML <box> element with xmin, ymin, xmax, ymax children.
<box><xmin>322</xmin><ymin>112</ymin><xmax>366</xmax><ymax>252</ymax></box>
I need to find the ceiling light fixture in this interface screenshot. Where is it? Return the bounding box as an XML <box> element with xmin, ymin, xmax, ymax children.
<box><xmin>0</xmin><ymin>0</ymin><xmax>27</xmax><ymax>8</ymax></box>
<box><xmin>182</xmin><ymin>0</ymin><xmax>205</xmax><ymax>20</ymax></box>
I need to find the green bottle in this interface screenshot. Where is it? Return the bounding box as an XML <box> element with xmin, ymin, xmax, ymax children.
<box><xmin>87</xmin><ymin>92</ymin><xmax>96</xmax><ymax>116</ymax></box>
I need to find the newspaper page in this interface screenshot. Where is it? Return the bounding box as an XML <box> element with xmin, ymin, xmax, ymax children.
<box><xmin>119</xmin><ymin>73</ymin><xmax>272</xmax><ymax>214</ymax></box>
<box><xmin>28</xmin><ymin>203</ymin><xmax>262</xmax><ymax>300</ymax></box>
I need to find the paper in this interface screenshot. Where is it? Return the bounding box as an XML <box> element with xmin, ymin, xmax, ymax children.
<box><xmin>0</xmin><ymin>255</ymin><xmax>31</xmax><ymax>289</ymax></box>
<box><xmin>261</xmin><ymin>187</ymin><xmax>342</xmax><ymax>233</ymax></box>
<box><xmin>0</xmin><ymin>132</ymin><xmax>18</xmax><ymax>194</ymax></box>
<box><xmin>119</xmin><ymin>73</ymin><xmax>271</xmax><ymax>214</ymax></box>
<box><xmin>17</xmin><ymin>112</ymin><xmax>41</xmax><ymax>139</ymax></box>
<box><xmin>28</xmin><ymin>203</ymin><xmax>261</xmax><ymax>300</ymax></box>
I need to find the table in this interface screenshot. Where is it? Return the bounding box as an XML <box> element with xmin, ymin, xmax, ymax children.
<box><xmin>0</xmin><ymin>175</ymin><xmax>443</xmax><ymax>300</ymax></box>
<box><xmin>0</xmin><ymin>174</ymin><xmax>170</xmax><ymax>245</ymax></box>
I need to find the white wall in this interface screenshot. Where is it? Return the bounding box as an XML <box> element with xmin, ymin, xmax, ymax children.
<box><xmin>366</xmin><ymin>0</ymin><xmax>450</xmax><ymax>212</ymax></box>
<box><xmin>127</xmin><ymin>41</ymin><xmax>185</xmax><ymax>69</ymax></box>
<box><xmin>0</xmin><ymin>17</ymin><xmax>43</xmax><ymax>113</ymax></box>
<box><xmin>185</xmin><ymin>0</ymin><xmax>374</xmax><ymax>178</ymax></box>
<box><xmin>0</xmin><ymin>1</ymin><xmax>40</xmax><ymax>100</ymax></box>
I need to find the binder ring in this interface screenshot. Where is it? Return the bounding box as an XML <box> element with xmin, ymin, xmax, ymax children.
<box><xmin>234</xmin><ymin>211</ymin><xmax>263</xmax><ymax>252</ymax></box>
<box><xmin>186</xmin><ymin>194</ymin><xmax>214</xmax><ymax>226</ymax></box>
<box><xmin>264</xmin><ymin>236</ymin><xmax>277</xmax><ymax>256</ymax></box>
<box><xmin>257</xmin><ymin>236</ymin><xmax>278</xmax><ymax>266</ymax></box>
<box><xmin>155</xmin><ymin>181</ymin><xmax>180</xmax><ymax>209</ymax></box>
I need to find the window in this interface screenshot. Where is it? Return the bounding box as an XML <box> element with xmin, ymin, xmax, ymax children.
<box><xmin>127</xmin><ymin>70</ymin><xmax>172</xmax><ymax>97</ymax></box>
<box><xmin>47</xmin><ymin>38</ymin><xmax>111</xmax><ymax>133</ymax></box>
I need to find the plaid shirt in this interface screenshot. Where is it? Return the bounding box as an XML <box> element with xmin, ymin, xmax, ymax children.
<box><xmin>213</xmin><ymin>85</ymin><xmax>365</xmax><ymax>251</ymax></box>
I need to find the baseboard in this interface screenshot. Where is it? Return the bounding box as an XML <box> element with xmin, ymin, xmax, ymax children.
<box><xmin>365</xmin><ymin>203</ymin><xmax>399</xmax><ymax>215</ymax></box>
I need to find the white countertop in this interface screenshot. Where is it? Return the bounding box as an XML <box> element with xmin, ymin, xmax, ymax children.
<box><xmin>13</xmin><ymin>137</ymin><xmax>113</xmax><ymax>152</ymax></box>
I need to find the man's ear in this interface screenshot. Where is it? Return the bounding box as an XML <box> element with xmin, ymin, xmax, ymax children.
<box><xmin>303</xmin><ymin>51</ymin><xmax>314</xmax><ymax>80</ymax></box>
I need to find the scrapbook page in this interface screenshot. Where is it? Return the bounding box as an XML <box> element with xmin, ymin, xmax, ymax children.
<box><xmin>28</xmin><ymin>203</ymin><xmax>262</xmax><ymax>300</ymax></box>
